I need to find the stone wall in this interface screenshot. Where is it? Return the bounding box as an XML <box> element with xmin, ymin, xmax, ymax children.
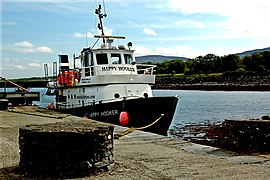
<box><xmin>19</xmin><ymin>120</ymin><xmax>114</xmax><ymax>178</ymax></box>
<box><xmin>154</xmin><ymin>76</ymin><xmax>270</xmax><ymax>91</ymax></box>
<box><xmin>222</xmin><ymin>120</ymin><xmax>270</xmax><ymax>152</ymax></box>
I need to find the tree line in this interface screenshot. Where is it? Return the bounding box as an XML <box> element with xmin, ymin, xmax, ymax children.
<box><xmin>152</xmin><ymin>51</ymin><xmax>270</xmax><ymax>76</ymax></box>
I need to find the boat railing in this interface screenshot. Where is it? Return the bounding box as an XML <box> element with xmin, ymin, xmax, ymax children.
<box><xmin>136</xmin><ymin>64</ymin><xmax>156</xmax><ymax>75</ymax></box>
<box><xmin>56</xmin><ymin>63</ymin><xmax>156</xmax><ymax>87</ymax></box>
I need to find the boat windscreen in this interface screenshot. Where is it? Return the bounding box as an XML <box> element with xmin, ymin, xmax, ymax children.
<box><xmin>111</xmin><ymin>54</ymin><xmax>121</xmax><ymax>64</ymax></box>
<box><xmin>96</xmin><ymin>53</ymin><xmax>108</xmax><ymax>65</ymax></box>
<box><xmin>124</xmin><ymin>54</ymin><xmax>132</xmax><ymax>64</ymax></box>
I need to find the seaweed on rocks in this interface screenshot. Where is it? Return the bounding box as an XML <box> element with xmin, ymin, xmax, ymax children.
<box><xmin>169</xmin><ymin>115</ymin><xmax>270</xmax><ymax>152</ymax></box>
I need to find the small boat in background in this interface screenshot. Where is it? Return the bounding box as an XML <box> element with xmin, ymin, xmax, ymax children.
<box><xmin>44</xmin><ymin>4</ymin><xmax>179</xmax><ymax>135</ymax></box>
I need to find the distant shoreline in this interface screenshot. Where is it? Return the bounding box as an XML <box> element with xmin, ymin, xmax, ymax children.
<box><xmin>153</xmin><ymin>76</ymin><xmax>270</xmax><ymax>91</ymax></box>
<box><xmin>152</xmin><ymin>84</ymin><xmax>270</xmax><ymax>91</ymax></box>
<box><xmin>1</xmin><ymin>76</ymin><xmax>269</xmax><ymax>92</ymax></box>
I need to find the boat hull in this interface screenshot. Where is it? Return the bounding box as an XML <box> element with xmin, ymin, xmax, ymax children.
<box><xmin>57</xmin><ymin>96</ymin><xmax>178</xmax><ymax>136</ymax></box>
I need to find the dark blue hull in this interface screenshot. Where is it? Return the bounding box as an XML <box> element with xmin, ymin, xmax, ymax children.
<box><xmin>57</xmin><ymin>96</ymin><xmax>179</xmax><ymax>136</ymax></box>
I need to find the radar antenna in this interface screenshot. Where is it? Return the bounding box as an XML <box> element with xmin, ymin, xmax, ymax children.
<box><xmin>95</xmin><ymin>3</ymin><xmax>107</xmax><ymax>43</ymax></box>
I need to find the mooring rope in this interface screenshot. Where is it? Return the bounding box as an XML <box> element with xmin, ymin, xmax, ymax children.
<box><xmin>114</xmin><ymin>114</ymin><xmax>164</xmax><ymax>139</ymax></box>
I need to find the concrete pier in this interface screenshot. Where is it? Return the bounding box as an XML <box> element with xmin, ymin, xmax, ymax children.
<box><xmin>0</xmin><ymin>106</ymin><xmax>270</xmax><ymax>179</ymax></box>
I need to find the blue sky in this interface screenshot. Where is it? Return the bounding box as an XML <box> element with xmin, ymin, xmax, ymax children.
<box><xmin>1</xmin><ymin>0</ymin><xmax>270</xmax><ymax>79</ymax></box>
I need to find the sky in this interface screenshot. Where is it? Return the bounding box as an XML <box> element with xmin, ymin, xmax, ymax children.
<box><xmin>1</xmin><ymin>0</ymin><xmax>270</xmax><ymax>79</ymax></box>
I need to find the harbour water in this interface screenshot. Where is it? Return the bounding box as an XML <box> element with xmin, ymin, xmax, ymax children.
<box><xmin>153</xmin><ymin>90</ymin><xmax>270</xmax><ymax>130</ymax></box>
<box><xmin>2</xmin><ymin>88</ymin><xmax>270</xmax><ymax>130</ymax></box>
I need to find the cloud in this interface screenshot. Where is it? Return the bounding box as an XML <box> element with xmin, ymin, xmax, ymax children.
<box><xmin>175</xmin><ymin>20</ymin><xmax>204</xmax><ymax>29</ymax></box>
<box><xmin>17</xmin><ymin>48</ymin><xmax>35</xmax><ymax>53</ymax></box>
<box><xmin>36</xmin><ymin>46</ymin><xmax>53</xmax><ymax>53</ymax></box>
<box><xmin>143</xmin><ymin>28</ymin><xmax>157</xmax><ymax>35</ymax></box>
<box><xmin>104</xmin><ymin>27</ymin><xmax>113</xmax><ymax>36</ymax></box>
<box><xmin>169</xmin><ymin>0</ymin><xmax>256</xmax><ymax>16</ymax></box>
<box><xmin>74</xmin><ymin>32</ymin><xmax>94</xmax><ymax>38</ymax></box>
<box><xmin>128</xmin><ymin>21</ymin><xmax>140</xmax><ymax>27</ymax></box>
<box><xmin>1</xmin><ymin>56</ymin><xmax>47</xmax><ymax>78</ymax></box>
<box><xmin>15</xmin><ymin>65</ymin><xmax>25</xmax><ymax>70</ymax></box>
<box><xmin>224</xmin><ymin>13</ymin><xmax>270</xmax><ymax>38</ymax></box>
<box><xmin>74</xmin><ymin>26</ymin><xmax>112</xmax><ymax>38</ymax></box>
<box><xmin>4</xmin><ymin>0</ymin><xmax>132</xmax><ymax>3</ymax></box>
<box><xmin>168</xmin><ymin>0</ymin><xmax>270</xmax><ymax>38</ymax></box>
<box><xmin>134</xmin><ymin>46</ymin><xmax>155</xmax><ymax>56</ymax></box>
<box><xmin>134</xmin><ymin>45</ymin><xmax>198</xmax><ymax>57</ymax></box>
<box><xmin>15</xmin><ymin>46</ymin><xmax>53</xmax><ymax>54</ymax></box>
<box><xmin>1</xmin><ymin>21</ymin><xmax>18</xmax><ymax>26</ymax></box>
<box><xmin>134</xmin><ymin>44</ymin><xmax>249</xmax><ymax>58</ymax></box>
<box><xmin>155</xmin><ymin>46</ymin><xmax>194</xmax><ymax>57</ymax></box>
<box><xmin>3</xmin><ymin>0</ymin><xmax>71</xmax><ymax>3</ymax></box>
<box><xmin>13</xmin><ymin>41</ymin><xmax>53</xmax><ymax>54</ymax></box>
<box><xmin>14</xmin><ymin>41</ymin><xmax>33</xmax><ymax>48</ymax></box>
<box><xmin>29</xmin><ymin>63</ymin><xmax>41</xmax><ymax>67</ymax></box>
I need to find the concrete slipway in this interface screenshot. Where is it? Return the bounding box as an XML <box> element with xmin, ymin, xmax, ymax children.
<box><xmin>0</xmin><ymin>106</ymin><xmax>270</xmax><ymax>179</ymax></box>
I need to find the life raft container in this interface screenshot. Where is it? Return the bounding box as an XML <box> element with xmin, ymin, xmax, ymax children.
<box><xmin>57</xmin><ymin>71</ymin><xmax>75</xmax><ymax>86</ymax></box>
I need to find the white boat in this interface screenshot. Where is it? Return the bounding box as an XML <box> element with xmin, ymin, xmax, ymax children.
<box><xmin>45</xmin><ymin>4</ymin><xmax>179</xmax><ymax>135</ymax></box>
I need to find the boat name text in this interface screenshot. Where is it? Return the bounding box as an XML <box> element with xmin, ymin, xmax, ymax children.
<box><xmin>87</xmin><ymin>110</ymin><xmax>118</xmax><ymax>118</ymax></box>
<box><xmin>77</xmin><ymin>95</ymin><xmax>95</xmax><ymax>99</ymax></box>
<box><xmin>81</xmin><ymin>78</ymin><xmax>91</xmax><ymax>83</ymax></box>
<box><xmin>102</xmin><ymin>66</ymin><xmax>135</xmax><ymax>72</ymax></box>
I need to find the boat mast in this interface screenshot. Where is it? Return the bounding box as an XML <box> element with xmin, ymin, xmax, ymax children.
<box><xmin>95</xmin><ymin>4</ymin><xmax>107</xmax><ymax>44</ymax></box>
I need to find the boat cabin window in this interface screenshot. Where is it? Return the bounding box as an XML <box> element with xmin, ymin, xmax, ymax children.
<box><xmin>96</xmin><ymin>53</ymin><xmax>108</xmax><ymax>65</ymax></box>
<box><xmin>85</xmin><ymin>52</ymin><xmax>91</xmax><ymax>76</ymax></box>
<box><xmin>124</xmin><ymin>54</ymin><xmax>133</xmax><ymax>64</ymax></box>
<box><xmin>90</xmin><ymin>52</ymin><xmax>94</xmax><ymax>76</ymax></box>
<box><xmin>110</xmin><ymin>54</ymin><xmax>121</xmax><ymax>64</ymax></box>
<box><xmin>82</xmin><ymin>52</ymin><xmax>89</xmax><ymax>67</ymax></box>
<box><xmin>90</xmin><ymin>52</ymin><xmax>94</xmax><ymax>66</ymax></box>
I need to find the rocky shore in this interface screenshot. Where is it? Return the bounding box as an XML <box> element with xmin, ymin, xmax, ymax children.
<box><xmin>169</xmin><ymin>115</ymin><xmax>270</xmax><ymax>153</ymax></box>
<box><xmin>153</xmin><ymin>75</ymin><xmax>270</xmax><ymax>91</ymax></box>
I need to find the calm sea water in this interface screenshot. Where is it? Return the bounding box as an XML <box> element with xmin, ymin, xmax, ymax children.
<box><xmin>2</xmin><ymin>88</ymin><xmax>269</xmax><ymax>130</ymax></box>
<box><xmin>153</xmin><ymin>90</ymin><xmax>270</xmax><ymax>130</ymax></box>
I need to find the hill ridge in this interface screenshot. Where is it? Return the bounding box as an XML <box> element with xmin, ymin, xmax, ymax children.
<box><xmin>136</xmin><ymin>47</ymin><xmax>270</xmax><ymax>63</ymax></box>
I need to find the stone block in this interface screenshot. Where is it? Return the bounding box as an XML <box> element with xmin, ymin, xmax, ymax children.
<box><xmin>19</xmin><ymin>120</ymin><xmax>114</xmax><ymax>178</ymax></box>
<box><xmin>222</xmin><ymin>120</ymin><xmax>270</xmax><ymax>152</ymax></box>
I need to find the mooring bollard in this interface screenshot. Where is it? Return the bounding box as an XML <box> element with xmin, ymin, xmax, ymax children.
<box><xmin>19</xmin><ymin>120</ymin><xmax>114</xmax><ymax>178</ymax></box>
<box><xmin>0</xmin><ymin>99</ymin><xmax>9</xmax><ymax>110</ymax></box>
